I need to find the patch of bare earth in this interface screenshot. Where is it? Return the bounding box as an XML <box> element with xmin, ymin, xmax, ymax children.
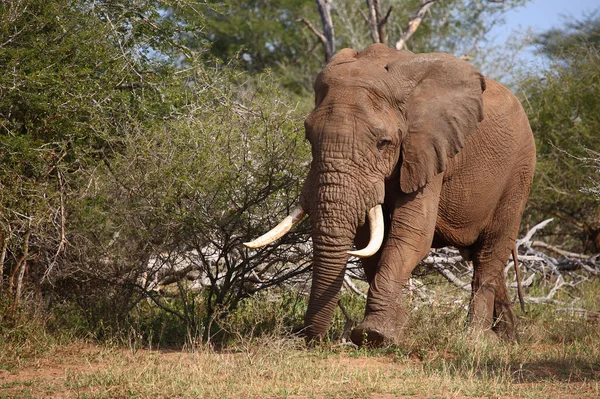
<box><xmin>0</xmin><ymin>343</ymin><xmax>101</xmax><ymax>398</ymax></box>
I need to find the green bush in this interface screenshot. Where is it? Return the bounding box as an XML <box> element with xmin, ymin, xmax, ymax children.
<box><xmin>518</xmin><ymin>17</ymin><xmax>600</xmax><ymax>252</ymax></box>
<box><xmin>0</xmin><ymin>0</ymin><xmax>312</xmax><ymax>343</ymax></box>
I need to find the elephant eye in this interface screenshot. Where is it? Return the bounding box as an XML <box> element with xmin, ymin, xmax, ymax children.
<box><xmin>377</xmin><ymin>139</ymin><xmax>392</xmax><ymax>150</ymax></box>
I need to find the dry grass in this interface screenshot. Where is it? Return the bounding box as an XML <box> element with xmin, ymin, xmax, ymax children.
<box><xmin>1</xmin><ymin>338</ymin><xmax>598</xmax><ymax>398</ymax></box>
<box><xmin>1</xmin><ymin>280</ymin><xmax>599</xmax><ymax>398</ymax></box>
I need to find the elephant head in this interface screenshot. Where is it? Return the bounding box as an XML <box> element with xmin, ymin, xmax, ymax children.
<box><xmin>245</xmin><ymin>44</ymin><xmax>486</xmax><ymax>341</ymax></box>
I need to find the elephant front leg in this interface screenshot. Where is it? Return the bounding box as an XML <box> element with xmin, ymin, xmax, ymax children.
<box><xmin>350</xmin><ymin>246</ymin><xmax>416</xmax><ymax>346</ymax></box>
<box><xmin>351</xmin><ymin>176</ymin><xmax>443</xmax><ymax>347</ymax></box>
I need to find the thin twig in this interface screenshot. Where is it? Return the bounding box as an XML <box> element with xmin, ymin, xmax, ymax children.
<box><xmin>44</xmin><ymin>167</ymin><xmax>69</xmax><ymax>283</ymax></box>
<box><xmin>395</xmin><ymin>0</ymin><xmax>439</xmax><ymax>50</ymax></box>
<box><xmin>431</xmin><ymin>263</ymin><xmax>470</xmax><ymax>292</ymax></box>
<box><xmin>0</xmin><ymin>228</ymin><xmax>9</xmax><ymax>294</ymax></box>
<box><xmin>343</xmin><ymin>274</ymin><xmax>367</xmax><ymax>299</ymax></box>
<box><xmin>297</xmin><ymin>17</ymin><xmax>327</xmax><ymax>47</ymax></box>
<box><xmin>10</xmin><ymin>228</ymin><xmax>31</xmax><ymax>302</ymax></box>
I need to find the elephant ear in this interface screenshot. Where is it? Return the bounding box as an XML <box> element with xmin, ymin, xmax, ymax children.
<box><xmin>398</xmin><ymin>53</ymin><xmax>486</xmax><ymax>193</ymax></box>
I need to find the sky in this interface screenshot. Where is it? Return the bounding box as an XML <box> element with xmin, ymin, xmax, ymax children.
<box><xmin>492</xmin><ymin>0</ymin><xmax>599</xmax><ymax>43</ymax></box>
<box><xmin>482</xmin><ymin>0</ymin><xmax>598</xmax><ymax>77</ymax></box>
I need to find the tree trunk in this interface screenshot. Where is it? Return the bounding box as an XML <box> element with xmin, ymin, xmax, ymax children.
<box><xmin>8</xmin><ymin>229</ymin><xmax>30</xmax><ymax>303</ymax></box>
<box><xmin>0</xmin><ymin>232</ymin><xmax>7</xmax><ymax>294</ymax></box>
<box><xmin>315</xmin><ymin>0</ymin><xmax>335</xmax><ymax>61</ymax></box>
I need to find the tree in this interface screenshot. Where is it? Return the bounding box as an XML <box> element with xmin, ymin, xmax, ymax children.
<box><xmin>0</xmin><ymin>0</ymin><xmax>212</xmax><ymax>307</ymax></box>
<box><xmin>303</xmin><ymin>0</ymin><xmax>531</xmax><ymax>61</ymax></box>
<box><xmin>0</xmin><ymin>0</ymin><xmax>315</xmax><ymax>341</ymax></box>
<box><xmin>0</xmin><ymin>0</ymin><xmax>161</xmax><ymax>305</ymax></box>
<box><xmin>534</xmin><ymin>11</ymin><xmax>600</xmax><ymax>59</ymax></box>
<box><xmin>176</xmin><ymin>0</ymin><xmax>530</xmax><ymax>92</ymax></box>
<box><xmin>177</xmin><ymin>0</ymin><xmax>321</xmax><ymax>92</ymax></box>
<box><xmin>62</xmin><ymin>71</ymin><xmax>312</xmax><ymax>340</ymax></box>
<box><xmin>519</xmin><ymin>13</ymin><xmax>600</xmax><ymax>252</ymax></box>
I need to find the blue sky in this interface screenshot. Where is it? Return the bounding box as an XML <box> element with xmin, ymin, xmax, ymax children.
<box><xmin>493</xmin><ymin>0</ymin><xmax>599</xmax><ymax>42</ymax></box>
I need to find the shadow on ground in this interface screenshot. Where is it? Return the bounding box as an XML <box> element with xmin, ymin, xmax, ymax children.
<box><xmin>509</xmin><ymin>358</ymin><xmax>600</xmax><ymax>383</ymax></box>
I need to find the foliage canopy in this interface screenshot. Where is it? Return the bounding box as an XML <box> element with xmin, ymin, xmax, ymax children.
<box><xmin>0</xmin><ymin>0</ymin><xmax>310</xmax><ymax>336</ymax></box>
<box><xmin>519</xmin><ymin>13</ymin><xmax>600</xmax><ymax>252</ymax></box>
<box><xmin>1</xmin><ymin>0</ymin><xmax>598</xmax><ymax>346</ymax></box>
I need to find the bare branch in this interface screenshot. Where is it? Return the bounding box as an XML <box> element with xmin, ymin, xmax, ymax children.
<box><xmin>366</xmin><ymin>0</ymin><xmax>380</xmax><ymax>43</ymax></box>
<box><xmin>44</xmin><ymin>167</ymin><xmax>69</xmax><ymax>283</ymax></box>
<box><xmin>379</xmin><ymin>5</ymin><xmax>393</xmax><ymax>44</ymax></box>
<box><xmin>430</xmin><ymin>262</ymin><xmax>471</xmax><ymax>292</ymax></box>
<box><xmin>420</xmin><ymin>218</ymin><xmax>598</xmax><ymax>313</ymax></box>
<box><xmin>576</xmin><ymin>260</ymin><xmax>599</xmax><ymax>275</ymax></box>
<box><xmin>12</xmin><ymin>228</ymin><xmax>31</xmax><ymax>302</ymax></box>
<box><xmin>0</xmin><ymin>229</ymin><xmax>8</xmax><ymax>294</ymax></box>
<box><xmin>380</xmin><ymin>5</ymin><xmax>393</xmax><ymax>24</ymax></box>
<box><xmin>406</xmin><ymin>278</ymin><xmax>435</xmax><ymax>303</ymax></box>
<box><xmin>358</xmin><ymin>8</ymin><xmax>369</xmax><ymax>25</ymax></box>
<box><xmin>343</xmin><ymin>274</ymin><xmax>367</xmax><ymax>299</ymax></box>
<box><xmin>531</xmin><ymin>240</ymin><xmax>593</xmax><ymax>260</ymax></box>
<box><xmin>508</xmin><ymin>272</ymin><xmax>536</xmax><ymax>289</ymax></box>
<box><xmin>517</xmin><ymin>218</ymin><xmax>554</xmax><ymax>247</ymax></box>
<box><xmin>363</xmin><ymin>1</ymin><xmax>392</xmax><ymax>45</ymax></box>
<box><xmin>337</xmin><ymin>299</ymin><xmax>358</xmax><ymax>343</ymax></box>
<box><xmin>395</xmin><ymin>0</ymin><xmax>439</xmax><ymax>50</ymax></box>
<box><xmin>298</xmin><ymin>0</ymin><xmax>335</xmax><ymax>62</ymax></box>
<box><xmin>315</xmin><ymin>0</ymin><xmax>335</xmax><ymax>61</ymax></box>
<box><xmin>298</xmin><ymin>17</ymin><xmax>328</xmax><ymax>49</ymax></box>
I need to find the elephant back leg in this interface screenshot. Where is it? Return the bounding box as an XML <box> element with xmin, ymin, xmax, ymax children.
<box><xmin>468</xmin><ymin>184</ymin><xmax>530</xmax><ymax>341</ymax></box>
<box><xmin>469</xmin><ymin>236</ymin><xmax>518</xmax><ymax>341</ymax></box>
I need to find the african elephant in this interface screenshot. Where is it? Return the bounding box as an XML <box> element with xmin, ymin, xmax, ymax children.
<box><xmin>245</xmin><ymin>44</ymin><xmax>536</xmax><ymax>346</ymax></box>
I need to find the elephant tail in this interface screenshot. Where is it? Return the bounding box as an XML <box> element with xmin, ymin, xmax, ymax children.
<box><xmin>511</xmin><ymin>245</ymin><xmax>526</xmax><ymax>313</ymax></box>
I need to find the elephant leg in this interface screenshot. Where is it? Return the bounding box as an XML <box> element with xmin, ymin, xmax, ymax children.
<box><xmin>492</xmin><ymin>282</ymin><xmax>518</xmax><ymax>341</ymax></box>
<box><xmin>351</xmin><ymin>176</ymin><xmax>443</xmax><ymax>347</ymax></box>
<box><xmin>468</xmin><ymin>179</ymin><xmax>530</xmax><ymax>342</ymax></box>
<box><xmin>469</xmin><ymin>236</ymin><xmax>518</xmax><ymax>341</ymax></box>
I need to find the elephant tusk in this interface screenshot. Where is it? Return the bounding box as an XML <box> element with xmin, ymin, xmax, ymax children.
<box><xmin>348</xmin><ymin>205</ymin><xmax>384</xmax><ymax>258</ymax></box>
<box><xmin>244</xmin><ymin>205</ymin><xmax>306</xmax><ymax>249</ymax></box>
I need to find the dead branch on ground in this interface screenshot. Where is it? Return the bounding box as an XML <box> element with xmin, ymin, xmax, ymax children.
<box><xmin>342</xmin><ymin>218</ymin><xmax>599</xmax><ymax>313</ymax></box>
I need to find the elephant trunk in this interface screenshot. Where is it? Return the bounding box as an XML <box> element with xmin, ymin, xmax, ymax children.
<box><xmin>303</xmin><ymin>222</ymin><xmax>354</xmax><ymax>340</ymax></box>
<box><xmin>302</xmin><ymin>171</ymin><xmax>376</xmax><ymax>340</ymax></box>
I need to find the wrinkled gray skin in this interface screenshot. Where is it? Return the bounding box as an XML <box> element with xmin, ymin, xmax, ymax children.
<box><xmin>297</xmin><ymin>44</ymin><xmax>536</xmax><ymax>346</ymax></box>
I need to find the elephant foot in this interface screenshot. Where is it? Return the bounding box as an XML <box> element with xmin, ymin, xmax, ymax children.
<box><xmin>350</xmin><ymin>322</ymin><xmax>402</xmax><ymax>347</ymax></box>
<box><xmin>467</xmin><ymin>304</ymin><xmax>518</xmax><ymax>343</ymax></box>
<box><xmin>492</xmin><ymin>301</ymin><xmax>519</xmax><ymax>342</ymax></box>
<box><xmin>292</xmin><ymin>324</ymin><xmax>326</xmax><ymax>347</ymax></box>
<box><xmin>468</xmin><ymin>281</ymin><xmax>519</xmax><ymax>343</ymax></box>
<box><xmin>350</xmin><ymin>325</ymin><xmax>385</xmax><ymax>347</ymax></box>
<box><xmin>491</xmin><ymin>323</ymin><xmax>518</xmax><ymax>342</ymax></box>
<box><xmin>468</xmin><ymin>325</ymin><xmax>500</xmax><ymax>343</ymax></box>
